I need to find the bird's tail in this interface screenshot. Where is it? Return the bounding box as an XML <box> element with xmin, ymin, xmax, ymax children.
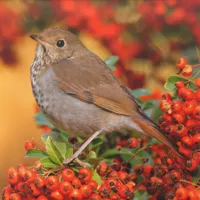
<box><xmin>132</xmin><ymin>116</ymin><xmax>183</xmax><ymax>158</ymax></box>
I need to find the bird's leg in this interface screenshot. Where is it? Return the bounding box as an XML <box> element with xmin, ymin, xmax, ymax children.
<box><xmin>63</xmin><ymin>129</ymin><xmax>103</xmax><ymax>165</ymax></box>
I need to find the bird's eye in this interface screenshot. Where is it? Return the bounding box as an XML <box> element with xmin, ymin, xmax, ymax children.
<box><xmin>56</xmin><ymin>40</ymin><xmax>65</xmax><ymax>48</ymax></box>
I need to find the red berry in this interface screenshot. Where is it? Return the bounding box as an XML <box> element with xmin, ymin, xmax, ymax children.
<box><xmin>80</xmin><ymin>185</ymin><xmax>92</xmax><ymax>198</ymax></box>
<box><xmin>162</xmin><ymin>93</ymin><xmax>172</xmax><ymax>100</ymax></box>
<box><xmin>110</xmin><ymin>194</ymin><xmax>120</xmax><ymax>200</ymax></box>
<box><xmin>143</xmin><ymin>165</ymin><xmax>154</xmax><ymax>178</ymax></box>
<box><xmin>175</xmin><ymin>81</ymin><xmax>185</xmax><ymax>89</ymax></box>
<box><xmin>37</xmin><ymin>195</ymin><xmax>48</xmax><ymax>200</ymax></box>
<box><xmin>193</xmin><ymin>105</ymin><xmax>200</xmax><ymax>119</ymax></box>
<box><xmin>98</xmin><ymin>185</ymin><xmax>111</xmax><ymax>198</ymax></box>
<box><xmin>175</xmin><ymin>187</ymin><xmax>188</xmax><ymax>200</ymax></box>
<box><xmin>24</xmin><ymin>169</ymin><xmax>36</xmax><ymax>183</ymax></box>
<box><xmin>195</xmin><ymin>89</ymin><xmax>200</xmax><ymax>102</ymax></box>
<box><xmin>176</xmin><ymin>124</ymin><xmax>188</xmax><ymax>137</ymax></box>
<box><xmin>29</xmin><ymin>183</ymin><xmax>41</xmax><ymax>196</ymax></box>
<box><xmin>25</xmin><ymin>141</ymin><xmax>36</xmax><ymax>151</ymax></box>
<box><xmin>177</xmin><ymin>58</ymin><xmax>188</xmax><ymax>69</ymax></box>
<box><xmin>179</xmin><ymin>145</ymin><xmax>192</xmax><ymax>157</ymax></box>
<box><xmin>182</xmin><ymin>65</ymin><xmax>193</xmax><ymax>76</ymax></box>
<box><xmin>118</xmin><ymin>185</ymin><xmax>133</xmax><ymax>199</ymax></box>
<box><xmin>34</xmin><ymin>176</ymin><xmax>45</xmax><ymax>189</ymax></box>
<box><xmin>71</xmin><ymin>178</ymin><xmax>82</xmax><ymax>189</ymax></box>
<box><xmin>62</xmin><ymin>168</ymin><xmax>75</xmax><ymax>182</ymax></box>
<box><xmin>88</xmin><ymin>180</ymin><xmax>98</xmax><ymax>190</ymax></box>
<box><xmin>160</xmin><ymin>100</ymin><xmax>172</xmax><ymax>113</ymax></box>
<box><xmin>172</xmin><ymin>100</ymin><xmax>182</xmax><ymax>112</ymax></box>
<box><xmin>181</xmin><ymin>136</ymin><xmax>193</xmax><ymax>147</ymax></box>
<box><xmin>97</xmin><ymin>162</ymin><xmax>109</xmax><ymax>176</ymax></box>
<box><xmin>59</xmin><ymin>181</ymin><xmax>72</xmax><ymax>196</ymax></box>
<box><xmin>106</xmin><ymin>178</ymin><xmax>118</xmax><ymax>189</ymax></box>
<box><xmin>192</xmin><ymin>133</ymin><xmax>200</xmax><ymax>149</ymax></box>
<box><xmin>9</xmin><ymin>193</ymin><xmax>21</xmax><ymax>200</ymax></box>
<box><xmin>45</xmin><ymin>176</ymin><xmax>59</xmax><ymax>191</ymax></box>
<box><xmin>173</xmin><ymin>112</ymin><xmax>186</xmax><ymax>124</ymax></box>
<box><xmin>7</xmin><ymin>168</ymin><xmax>19</xmax><ymax>185</ymax></box>
<box><xmin>182</xmin><ymin>100</ymin><xmax>197</xmax><ymax>115</ymax></box>
<box><xmin>78</xmin><ymin>168</ymin><xmax>93</xmax><ymax>183</ymax></box>
<box><xmin>195</xmin><ymin>78</ymin><xmax>200</xmax><ymax>87</ymax></box>
<box><xmin>50</xmin><ymin>190</ymin><xmax>64</xmax><ymax>200</ymax></box>
<box><xmin>178</xmin><ymin>87</ymin><xmax>194</xmax><ymax>100</ymax></box>
<box><xmin>127</xmin><ymin>137</ymin><xmax>138</xmax><ymax>148</ymax></box>
<box><xmin>68</xmin><ymin>189</ymin><xmax>82</xmax><ymax>200</ymax></box>
<box><xmin>185</xmin><ymin>158</ymin><xmax>198</xmax><ymax>171</ymax></box>
<box><xmin>88</xmin><ymin>193</ymin><xmax>102</xmax><ymax>200</ymax></box>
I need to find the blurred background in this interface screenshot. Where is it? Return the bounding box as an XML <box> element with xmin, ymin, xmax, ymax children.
<box><xmin>1</xmin><ymin>0</ymin><xmax>200</xmax><ymax>189</ymax></box>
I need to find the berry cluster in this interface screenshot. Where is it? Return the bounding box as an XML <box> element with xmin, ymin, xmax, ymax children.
<box><xmin>3</xmin><ymin>161</ymin><xmax>137</xmax><ymax>200</ymax></box>
<box><xmin>159</xmin><ymin>58</ymin><xmax>200</xmax><ymax>168</ymax></box>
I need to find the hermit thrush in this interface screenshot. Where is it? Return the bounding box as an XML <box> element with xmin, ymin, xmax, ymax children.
<box><xmin>30</xmin><ymin>28</ymin><xmax>181</xmax><ymax>164</ymax></box>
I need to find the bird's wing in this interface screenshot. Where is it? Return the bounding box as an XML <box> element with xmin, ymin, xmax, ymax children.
<box><xmin>51</xmin><ymin>53</ymin><xmax>140</xmax><ymax>116</ymax></box>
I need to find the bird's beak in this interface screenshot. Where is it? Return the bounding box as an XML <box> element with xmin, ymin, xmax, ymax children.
<box><xmin>29</xmin><ymin>34</ymin><xmax>48</xmax><ymax>46</ymax></box>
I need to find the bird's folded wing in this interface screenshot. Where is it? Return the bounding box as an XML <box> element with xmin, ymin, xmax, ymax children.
<box><xmin>51</xmin><ymin>55</ymin><xmax>140</xmax><ymax>116</ymax></box>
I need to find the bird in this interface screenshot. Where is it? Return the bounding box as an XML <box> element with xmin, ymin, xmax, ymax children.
<box><xmin>29</xmin><ymin>28</ymin><xmax>181</xmax><ymax>164</ymax></box>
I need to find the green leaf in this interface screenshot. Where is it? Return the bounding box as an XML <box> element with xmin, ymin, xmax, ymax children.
<box><xmin>46</xmin><ymin>136</ymin><xmax>63</xmax><ymax>165</ymax></box>
<box><xmin>35</xmin><ymin>111</ymin><xmax>54</xmax><ymax>128</ymax></box>
<box><xmin>40</xmin><ymin>157</ymin><xmax>59</xmax><ymax>169</ymax></box>
<box><xmin>42</xmin><ymin>132</ymin><xmax>69</xmax><ymax>159</ymax></box>
<box><xmin>25</xmin><ymin>149</ymin><xmax>48</xmax><ymax>158</ymax></box>
<box><xmin>92</xmin><ymin>170</ymin><xmax>102</xmax><ymax>186</ymax></box>
<box><xmin>86</xmin><ymin>151</ymin><xmax>97</xmax><ymax>160</ymax></box>
<box><xmin>59</xmin><ymin>132</ymin><xmax>70</xmax><ymax>141</ymax></box>
<box><xmin>141</xmin><ymin>100</ymin><xmax>156</xmax><ymax>110</ymax></box>
<box><xmin>65</xmin><ymin>147</ymin><xmax>73</xmax><ymax>159</ymax></box>
<box><xmin>105</xmin><ymin>56</ymin><xmax>119</xmax><ymax>70</ymax></box>
<box><xmin>100</xmin><ymin>147</ymin><xmax>136</xmax><ymax>158</ymax></box>
<box><xmin>131</xmin><ymin>89</ymin><xmax>150</xmax><ymax>98</ymax></box>
<box><xmin>134</xmin><ymin>190</ymin><xmax>148</xmax><ymax>200</ymax></box>
<box><xmin>164</xmin><ymin>76</ymin><xmax>198</xmax><ymax>93</ymax></box>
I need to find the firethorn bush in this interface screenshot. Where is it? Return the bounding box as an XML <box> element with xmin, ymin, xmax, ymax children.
<box><xmin>2</xmin><ymin>57</ymin><xmax>200</xmax><ymax>199</ymax></box>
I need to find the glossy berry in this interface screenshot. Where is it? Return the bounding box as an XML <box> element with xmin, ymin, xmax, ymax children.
<box><xmin>177</xmin><ymin>58</ymin><xmax>188</xmax><ymax>69</ymax></box>
<box><xmin>45</xmin><ymin>176</ymin><xmax>59</xmax><ymax>191</ymax></box>
<box><xmin>175</xmin><ymin>187</ymin><xmax>188</xmax><ymax>200</ymax></box>
<box><xmin>195</xmin><ymin>89</ymin><xmax>200</xmax><ymax>102</ymax></box>
<box><xmin>68</xmin><ymin>189</ymin><xmax>82</xmax><ymax>200</ymax></box>
<box><xmin>71</xmin><ymin>178</ymin><xmax>82</xmax><ymax>189</ymax></box>
<box><xmin>127</xmin><ymin>137</ymin><xmax>138</xmax><ymax>148</ymax></box>
<box><xmin>182</xmin><ymin>65</ymin><xmax>193</xmax><ymax>76</ymax></box>
<box><xmin>62</xmin><ymin>168</ymin><xmax>75</xmax><ymax>182</ymax></box>
<box><xmin>88</xmin><ymin>180</ymin><xmax>98</xmax><ymax>190</ymax></box>
<box><xmin>34</xmin><ymin>176</ymin><xmax>44</xmax><ymax>189</ymax></box>
<box><xmin>59</xmin><ymin>181</ymin><xmax>72</xmax><ymax>196</ymax></box>
<box><xmin>78</xmin><ymin>168</ymin><xmax>93</xmax><ymax>183</ymax></box>
<box><xmin>176</xmin><ymin>124</ymin><xmax>188</xmax><ymax>137</ymax></box>
<box><xmin>80</xmin><ymin>185</ymin><xmax>92</xmax><ymax>198</ymax></box>
<box><xmin>37</xmin><ymin>195</ymin><xmax>48</xmax><ymax>200</ymax></box>
<box><xmin>178</xmin><ymin>87</ymin><xmax>194</xmax><ymax>100</ymax></box>
<box><xmin>193</xmin><ymin>105</ymin><xmax>200</xmax><ymax>119</ymax></box>
<box><xmin>9</xmin><ymin>193</ymin><xmax>21</xmax><ymax>200</ymax></box>
<box><xmin>185</xmin><ymin>159</ymin><xmax>198</xmax><ymax>171</ymax></box>
<box><xmin>98</xmin><ymin>185</ymin><xmax>111</xmax><ymax>198</ymax></box>
<box><xmin>97</xmin><ymin>162</ymin><xmax>109</xmax><ymax>176</ymax></box>
<box><xmin>195</xmin><ymin>78</ymin><xmax>200</xmax><ymax>87</ymax></box>
<box><xmin>7</xmin><ymin>167</ymin><xmax>19</xmax><ymax>185</ymax></box>
<box><xmin>192</xmin><ymin>133</ymin><xmax>200</xmax><ymax>149</ymax></box>
<box><xmin>181</xmin><ymin>136</ymin><xmax>193</xmax><ymax>147</ymax></box>
<box><xmin>175</xmin><ymin>81</ymin><xmax>185</xmax><ymax>89</ymax></box>
<box><xmin>25</xmin><ymin>140</ymin><xmax>36</xmax><ymax>151</ymax></box>
<box><xmin>89</xmin><ymin>193</ymin><xmax>102</xmax><ymax>200</ymax></box>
